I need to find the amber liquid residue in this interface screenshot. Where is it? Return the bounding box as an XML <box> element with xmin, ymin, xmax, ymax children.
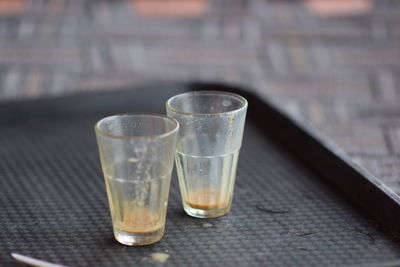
<box><xmin>114</xmin><ymin>207</ymin><xmax>162</xmax><ymax>234</ymax></box>
<box><xmin>186</xmin><ymin>188</ymin><xmax>229</xmax><ymax>210</ymax></box>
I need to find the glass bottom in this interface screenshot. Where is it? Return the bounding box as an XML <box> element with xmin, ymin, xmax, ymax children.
<box><xmin>183</xmin><ymin>202</ymin><xmax>231</xmax><ymax>218</ymax></box>
<box><xmin>113</xmin><ymin>227</ymin><xmax>164</xmax><ymax>246</ymax></box>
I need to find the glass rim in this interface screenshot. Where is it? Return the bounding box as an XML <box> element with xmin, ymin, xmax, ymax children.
<box><xmin>95</xmin><ymin>113</ymin><xmax>179</xmax><ymax>140</ymax></box>
<box><xmin>166</xmin><ymin>90</ymin><xmax>248</xmax><ymax>117</ymax></box>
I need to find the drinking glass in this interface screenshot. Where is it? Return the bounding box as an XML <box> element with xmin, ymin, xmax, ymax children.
<box><xmin>166</xmin><ymin>91</ymin><xmax>247</xmax><ymax>218</ymax></box>
<box><xmin>95</xmin><ymin>114</ymin><xmax>178</xmax><ymax>245</ymax></box>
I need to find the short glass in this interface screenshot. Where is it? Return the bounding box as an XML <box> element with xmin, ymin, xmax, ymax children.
<box><xmin>166</xmin><ymin>91</ymin><xmax>247</xmax><ymax>218</ymax></box>
<box><xmin>95</xmin><ymin>114</ymin><xmax>179</xmax><ymax>246</ymax></box>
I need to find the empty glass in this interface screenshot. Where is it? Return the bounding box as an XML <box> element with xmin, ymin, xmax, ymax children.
<box><xmin>95</xmin><ymin>114</ymin><xmax>178</xmax><ymax>246</ymax></box>
<box><xmin>166</xmin><ymin>91</ymin><xmax>247</xmax><ymax>218</ymax></box>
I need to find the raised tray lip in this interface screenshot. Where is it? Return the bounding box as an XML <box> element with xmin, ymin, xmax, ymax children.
<box><xmin>1</xmin><ymin>81</ymin><xmax>399</xmax><ymax>237</ymax></box>
<box><xmin>255</xmin><ymin>85</ymin><xmax>400</xmax><ymax>202</ymax></box>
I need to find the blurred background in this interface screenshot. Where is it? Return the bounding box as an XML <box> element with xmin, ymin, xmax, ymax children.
<box><xmin>0</xmin><ymin>0</ymin><xmax>399</xmax><ymax>193</ymax></box>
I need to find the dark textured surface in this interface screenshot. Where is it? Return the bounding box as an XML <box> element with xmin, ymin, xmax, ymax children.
<box><xmin>1</xmin><ymin>88</ymin><xmax>400</xmax><ymax>266</ymax></box>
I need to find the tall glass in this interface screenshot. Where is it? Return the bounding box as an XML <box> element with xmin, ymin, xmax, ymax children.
<box><xmin>166</xmin><ymin>91</ymin><xmax>247</xmax><ymax>218</ymax></box>
<box><xmin>95</xmin><ymin>114</ymin><xmax>178</xmax><ymax>246</ymax></box>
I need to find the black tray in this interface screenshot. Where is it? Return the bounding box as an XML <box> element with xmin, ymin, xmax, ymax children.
<box><xmin>1</xmin><ymin>82</ymin><xmax>400</xmax><ymax>266</ymax></box>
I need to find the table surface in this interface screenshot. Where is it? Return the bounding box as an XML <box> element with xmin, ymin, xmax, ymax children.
<box><xmin>0</xmin><ymin>0</ymin><xmax>399</xmax><ymax>196</ymax></box>
<box><xmin>2</xmin><ymin>85</ymin><xmax>400</xmax><ymax>267</ymax></box>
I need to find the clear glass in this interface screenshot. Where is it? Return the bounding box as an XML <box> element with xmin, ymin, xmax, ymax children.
<box><xmin>95</xmin><ymin>114</ymin><xmax>178</xmax><ymax>246</ymax></box>
<box><xmin>166</xmin><ymin>91</ymin><xmax>247</xmax><ymax>218</ymax></box>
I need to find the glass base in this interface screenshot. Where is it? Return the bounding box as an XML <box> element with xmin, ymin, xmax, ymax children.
<box><xmin>113</xmin><ymin>227</ymin><xmax>164</xmax><ymax>246</ymax></box>
<box><xmin>183</xmin><ymin>202</ymin><xmax>231</xmax><ymax>218</ymax></box>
